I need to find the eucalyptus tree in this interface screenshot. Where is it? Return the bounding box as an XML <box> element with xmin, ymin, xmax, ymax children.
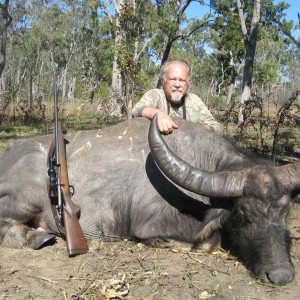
<box><xmin>117</xmin><ymin>1</ymin><xmax>160</xmax><ymax>116</ymax></box>
<box><xmin>0</xmin><ymin>0</ymin><xmax>12</xmax><ymax>122</ymax></box>
<box><xmin>155</xmin><ymin>0</ymin><xmax>214</xmax><ymax>68</ymax></box>
<box><xmin>74</xmin><ymin>1</ymin><xmax>114</xmax><ymax>101</ymax></box>
<box><xmin>97</xmin><ymin>0</ymin><xmax>124</xmax><ymax>115</ymax></box>
<box><xmin>236</xmin><ymin>0</ymin><xmax>300</xmax><ymax>123</ymax></box>
<box><xmin>252</xmin><ymin>26</ymin><xmax>295</xmax><ymax>97</ymax></box>
<box><xmin>97</xmin><ymin>0</ymin><xmax>217</xmax><ymax>116</ymax></box>
<box><xmin>263</xmin><ymin>0</ymin><xmax>300</xmax><ymax>90</ymax></box>
<box><xmin>207</xmin><ymin>0</ymin><xmax>297</xmax><ymax>123</ymax></box>
<box><xmin>235</xmin><ymin>0</ymin><xmax>261</xmax><ymax>125</ymax></box>
<box><xmin>98</xmin><ymin>0</ymin><xmax>160</xmax><ymax>117</ymax></box>
<box><xmin>207</xmin><ymin>1</ymin><xmax>245</xmax><ymax>104</ymax></box>
<box><xmin>12</xmin><ymin>1</ymin><xmax>80</xmax><ymax>104</ymax></box>
<box><xmin>1</xmin><ymin>0</ymin><xmax>50</xmax><ymax>106</ymax></box>
<box><xmin>267</xmin><ymin>0</ymin><xmax>300</xmax><ymax>50</ymax></box>
<box><xmin>0</xmin><ymin>0</ymin><xmax>12</xmax><ymax>78</ymax></box>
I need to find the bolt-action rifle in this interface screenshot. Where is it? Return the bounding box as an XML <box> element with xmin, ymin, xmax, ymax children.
<box><xmin>47</xmin><ymin>76</ymin><xmax>89</xmax><ymax>257</ymax></box>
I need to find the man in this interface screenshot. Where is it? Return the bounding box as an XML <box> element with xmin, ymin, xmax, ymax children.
<box><xmin>132</xmin><ymin>60</ymin><xmax>222</xmax><ymax>134</ymax></box>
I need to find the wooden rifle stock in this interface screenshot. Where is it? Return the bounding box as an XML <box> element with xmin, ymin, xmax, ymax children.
<box><xmin>57</xmin><ymin>121</ymin><xmax>89</xmax><ymax>257</ymax></box>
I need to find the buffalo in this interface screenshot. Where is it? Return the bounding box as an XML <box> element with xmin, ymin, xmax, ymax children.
<box><xmin>0</xmin><ymin>114</ymin><xmax>299</xmax><ymax>285</ymax></box>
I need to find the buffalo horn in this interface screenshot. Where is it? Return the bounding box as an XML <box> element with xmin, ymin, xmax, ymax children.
<box><xmin>276</xmin><ymin>162</ymin><xmax>300</xmax><ymax>192</ymax></box>
<box><xmin>148</xmin><ymin>114</ymin><xmax>246</xmax><ymax>198</ymax></box>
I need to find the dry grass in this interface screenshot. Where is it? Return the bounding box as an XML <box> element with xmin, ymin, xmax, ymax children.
<box><xmin>1</xmin><ymin>101</ymin><xmax>299</xmax><ymax>160</ymax></box>
<box><xmin>0</xmin><ymin>101</ymin><xmax>125</xmax><ymax>155</ymax></box>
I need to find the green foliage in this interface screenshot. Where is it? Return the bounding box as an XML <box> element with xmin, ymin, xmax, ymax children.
<box><xmin>156</xmin><ymin>0</ymin><xmax>183</xmax><ymax>38</ymax></box>
<box><xmin>0</xmin><ymin>0</ymin><xmax>299</xmax><ymax>117</ymax></box>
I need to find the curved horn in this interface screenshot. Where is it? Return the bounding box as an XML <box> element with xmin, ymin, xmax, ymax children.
<box><xmin>148</xmin><ymin>114</ymin><xmax>246</xmax><ymax>198</ymax></box>
<box><xmin>276</xmin><ymin>162</ymin><xmax>300</xmax><ymax>192</ymax></box>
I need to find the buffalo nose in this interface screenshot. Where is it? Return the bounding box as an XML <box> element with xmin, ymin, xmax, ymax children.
<box><xmin>267</xmin><ymin>267</ymin><xmax>295</xmax><ymax>285</ymax></box>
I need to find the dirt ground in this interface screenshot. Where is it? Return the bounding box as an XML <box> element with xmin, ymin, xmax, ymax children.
<box><xmin>0</xmin><ymin>204</ymin><xmax>299</xmax><ymax>300</ymax></box>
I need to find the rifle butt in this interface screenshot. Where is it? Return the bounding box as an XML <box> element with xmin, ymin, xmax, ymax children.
<box><xmin>63</xmin><ymin>206</ymin><xmax>89</xmax><ymax>257</ymax></box>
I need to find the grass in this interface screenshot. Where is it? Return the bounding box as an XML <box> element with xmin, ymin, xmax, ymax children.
<box><xmin>0</xmin><ymin>124</ymin><xmax>45</xmax><ymax>154</ymax></box>
<box><xmin>219</xmin><ymin>105</ymin><xmax>300</xmax><ymax>163</ymax></box>
<box><xmin>0</xmin><ymin>102</ymin><xmax>299</xmax><ymax>162</ymax></box>
<box><xmin>0</xmin><ymin>101</ymin><xmax>125</xmax><ymax>155</ymax></box>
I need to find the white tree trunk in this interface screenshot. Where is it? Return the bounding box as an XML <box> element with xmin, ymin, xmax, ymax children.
<box><xmin>62</xmin><ymin>71</ymin><xmax>67</xmax><ymax>101</ymax></box>
<box><xmin>68</xmin><ymin>77</ymin><xmax>76</xmax><ymax>102</ymax></box>
<box><xmin>110</xmin><ymin>0</ymin><xmax>124</xmax><ymax>116</ymax></box>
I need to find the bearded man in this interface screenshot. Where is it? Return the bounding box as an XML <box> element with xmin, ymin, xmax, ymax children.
<box><xmin>132</xmin><ymin>60</ymin><xmax>222</xmax><ymax>134</ymax></box>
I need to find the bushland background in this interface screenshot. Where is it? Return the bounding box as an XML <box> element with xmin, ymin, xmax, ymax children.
<box><xmin>0</xmin><ymin>0</ymin><xmax>299</xmax><ymax>159</ymax></box>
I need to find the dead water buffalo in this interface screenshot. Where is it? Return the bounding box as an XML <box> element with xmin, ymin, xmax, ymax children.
<box><xmin>0</xmin><ymin>115</ymin><xmax>299</xmax><ymax>285</ymax></box>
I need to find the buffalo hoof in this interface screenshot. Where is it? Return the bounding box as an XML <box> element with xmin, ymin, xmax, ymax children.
<box><xmin>31</xmin><ymin>232</ymin><xmax>56</xmax><ymax>250</ymax></box>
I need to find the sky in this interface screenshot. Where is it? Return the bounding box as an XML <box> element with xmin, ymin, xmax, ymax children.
<box><xmin>185</xmin><ymin>0</ymin><xmax>300</xmax><ymax>39</ymax></box>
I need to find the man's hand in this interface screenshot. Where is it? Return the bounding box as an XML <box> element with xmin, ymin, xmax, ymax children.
<box><xmin>140</xmin><ymin>107</ymin><xmax>178</xmax><ymax>134</ymax></box>
<box><xmin>155</xmin><ymin>111</ymin><xmax>178</xmax><ymax>134</ymax></box>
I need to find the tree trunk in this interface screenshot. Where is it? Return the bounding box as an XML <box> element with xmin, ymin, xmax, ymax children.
<box><xmin>124</xmin><ymin>73</ymin><xmax>133</xmax><ymax>119</ymax></box>
<box><xmin>226</xmin><ymin>61</ymin><xmax>243</xmax><ymax>104</ymax></box>
<box><xmin>236</xmin><ymin>0</ymin><xmax>261</xmax><ymax>125</ymax></box>
<box><xmin>29</xmin><ymin>73</ymin><xmax>33</xmax><ymax>109</ymax></box>
<box><xmin>110</xmin><ymin>0</ymin><xmax>124</xmax><ymax>116</ymax></box>
<box><xmin>226</xmin><ymin>81</ymin><xmax>235</xmax><ymax>104</ymax></box>
<box><xmin>68</xmin><ymin>77</ymin><xmax>76</xmax><ymax>102</ymax></box>
<box><xmin>111</xmin><ymin>48</ymin><xmax>123</xmax><ymax>115</ymax></box>
<box><xmin>0</xmin><ymin>0</ymin><xmax>12</xmax><ymax>78</ymax></box>
<box><xmin>38</xmin><ymin>61</ymin><xmax>44</xmax><ymax>98</ymax></box>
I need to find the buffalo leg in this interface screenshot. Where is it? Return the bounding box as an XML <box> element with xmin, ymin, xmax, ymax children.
<box><xmin>0</xmin><ymin>223</ymin><xmax>56</xmax><ymax>249</ymax></box>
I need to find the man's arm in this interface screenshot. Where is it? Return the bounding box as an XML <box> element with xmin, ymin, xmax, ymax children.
<box><xmin>132</xmin><ymin>89</ymin><xmax>178</xmax><ymax>134</ymax></box>
<box><xmin>139</xmin><ymin>107</ymin><xmax>178</xmax><ymax>134</ymax></box>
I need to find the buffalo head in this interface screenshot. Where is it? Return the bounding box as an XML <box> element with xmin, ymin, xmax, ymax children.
<box><xmin>148</xmin><ymin>113</ymin><xmax>300</xmax><ymax>285</ymax></box>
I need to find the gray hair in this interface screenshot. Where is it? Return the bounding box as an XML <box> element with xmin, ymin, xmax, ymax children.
<box><xmin>159</xmin><ymin>60</ymin><xmax>191</xmax><ymax>84</ymax></box>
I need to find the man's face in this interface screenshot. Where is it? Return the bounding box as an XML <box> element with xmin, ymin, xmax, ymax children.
<box><xmin>162</xmin><ymin>63</ymin><xmax>190</xmax><ymax>104</ymax></box>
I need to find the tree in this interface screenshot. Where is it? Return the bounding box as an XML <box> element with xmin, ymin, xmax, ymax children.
<box><xmin>75</xmin><ymin>1</ymin><xmax>114</xmax><ymax>101</ymax></box>
<box><xmin>155</xmin><ymin>0</ymin><xmax>213</xmax><ymax>69</ymax></box>
<box><xmin>236</xmin><ymin>0</ymin><xmax>261</xmax><ymax>125</ymax></box>
<box><xmin>13</xmin><ymin>2</ymin><xmax>79</xmax><ymax>105</ymax></box>
<box><xmin>267</xmin><ymin>0</ymin><xmax>300</xmax><ymax>50</ymax></box>
<box><xmin>99</xmin><ymin>0</ymin><xmax>158</xmax><ymax>117</ymax></box>
<box><xmin>0</xmin><ymin>0</ymin><xmax>299</xmax><ymax>124</ymax></box>
<box><xmin>0</xmin><ymin>0</ymin><xmax>12</xmax><ymax>77</ymax></box>
<box><xmin>108</xmin><ymin>0</ymin><xmax>124</xmax><ymax>116</ymax></box>
<box><xmin>117</xmin><ymin>0</ymin><xmax>156</xmax><ymax>117</ymax></box>
<box><xmin>208</xmin><ymin>0</ymin><xmax>246</xmax><ymax>104</ymax></box>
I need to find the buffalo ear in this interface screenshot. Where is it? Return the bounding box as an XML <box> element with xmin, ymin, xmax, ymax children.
<box><xmin>291</xmin><ymin>189</ymin><xmax>300</xmax><ymax>203</ymax></box>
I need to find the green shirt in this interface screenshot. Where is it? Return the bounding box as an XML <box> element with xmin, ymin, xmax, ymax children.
<box><xmin>132</xmin><ymin>89</ymin><xmax>223</xmax><ymax>133</ymax></box>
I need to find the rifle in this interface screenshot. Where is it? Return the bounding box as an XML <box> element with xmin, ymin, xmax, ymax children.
<box><xmin>47</xmin><ymin>76</ymin><xmax>89</xmax><ymax>257</ymax></box>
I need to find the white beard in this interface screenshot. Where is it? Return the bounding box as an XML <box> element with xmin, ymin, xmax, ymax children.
<box><xmin>170</xmin><ymin>93</ymin><xmax>183</xmax><ymax>104</ymax></box>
